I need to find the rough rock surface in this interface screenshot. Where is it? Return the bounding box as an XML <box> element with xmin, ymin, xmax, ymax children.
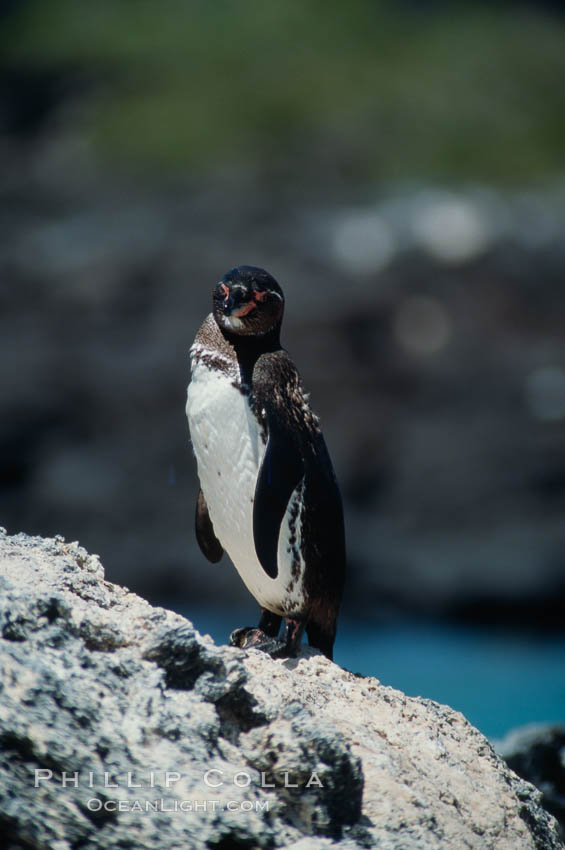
<box><xmin>0</xmin><ymin>528</ymin><xmax>562</xmax><ymax>850</ymax></box>
<box><xmin>496</xmin><ymin>724</ymin><xmax>565</xmax><ymax>840</ymax></box>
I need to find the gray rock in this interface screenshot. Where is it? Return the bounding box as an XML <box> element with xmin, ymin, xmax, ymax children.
<box><xmin>0</xmin><ymin>528</ymin><xmax>562</xmax><ymax>850</ymax></box>
<box><xmin>496</xmin><ymin>724</ymin><xmax>565</xmax><ymax>840</ymax></box>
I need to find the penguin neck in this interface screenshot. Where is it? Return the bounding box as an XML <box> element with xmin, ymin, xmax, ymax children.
<box><xmin>220</xmin><ymin>323</ymin><xmax>282</xmax><ymax>389</ymax></box>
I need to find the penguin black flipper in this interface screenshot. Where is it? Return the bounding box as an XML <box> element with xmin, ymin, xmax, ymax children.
<box><xmin>195</xmin><ymin>489</ymin><xmax>223</xmax><ymax>563</ymax></box>
<box><xmin>252</xmin><ymin>349</ymin><xmax>346</xmax><ymax>659</ymax></box>
<box><xmin>253</xmin><ymin>421</ymin><xmax>304</xmax><ymax>579</ymax></box>
<box><xmin>252</xmin><ymin>351</ymin><xmax>315</xmax><ymax>581</ymax></box>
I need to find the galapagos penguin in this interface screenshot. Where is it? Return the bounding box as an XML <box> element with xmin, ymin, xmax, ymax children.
<box><xmin>186</xmin><ymin>266</ymin><xmax>345</xmax><ymax>660</ymax></box>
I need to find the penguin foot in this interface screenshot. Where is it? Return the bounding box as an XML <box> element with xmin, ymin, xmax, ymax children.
<box><xmin>229</xmin><ymin>626</ymin><xmax>285</xmax><ymax>656</ymax></box>
<box><xmin>229</xmin><ymin>621</ymin><xmax>303</xmax><ymax>659</ymax></box>
<box><xmin>229</xmin><ymin>626</ymin><xmax>256</xmax><ymax>647</ymax></box>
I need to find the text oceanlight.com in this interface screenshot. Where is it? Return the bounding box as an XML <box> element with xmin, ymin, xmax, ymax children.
<box><xmin>33</xmin><ymin>769</ymin><xmax>324</xmax><ymax>814</ymax></box>
<box><xmin>86</xmin><ymin>798</ymin><xmax>270</xmax><ymax>813</ymax></box>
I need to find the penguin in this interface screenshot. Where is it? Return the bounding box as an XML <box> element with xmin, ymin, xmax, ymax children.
<box><xmin>186</xmin><ymin>266</ymin><xmax>345</xmax><ymax>660</ymax></box>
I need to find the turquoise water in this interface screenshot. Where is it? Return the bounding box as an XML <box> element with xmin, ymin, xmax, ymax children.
<box><xmin>187</xmin><ymin>608</ymin><xmax>565</xmax><ymax>740</ymax></box>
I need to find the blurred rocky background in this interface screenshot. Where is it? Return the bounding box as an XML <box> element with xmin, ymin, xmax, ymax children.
<box><xmin>2</xmin><ymin>0</ymin><xmax>565</xmax><ymax>636</ymax></box>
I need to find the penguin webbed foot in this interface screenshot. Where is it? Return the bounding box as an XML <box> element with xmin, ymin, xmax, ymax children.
<box><xmin>229</xmin><ymin>626</ymin><xmax>287</xmax><ymax>657</ymax></box>
<box><xmin>229</xmin><ymin>617</ymin><xmax>305</xmax><ymax>659</ymax></box>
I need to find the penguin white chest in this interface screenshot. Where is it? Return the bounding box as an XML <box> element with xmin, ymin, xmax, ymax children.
<box><xmin>186</xmin><ymin>357</ymin><xmax>306</xmax><ymax>615</ymax></box>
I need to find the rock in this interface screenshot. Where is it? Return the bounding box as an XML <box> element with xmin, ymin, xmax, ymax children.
<box><xmin>496</xmin><ymin>724</ymin><xmax>565</xmax><ymax>840</ymax></box>
<box><xmin>0</xmin><ymin>528</ymin><xmax>562</xmax><ymax>850</ymax></box>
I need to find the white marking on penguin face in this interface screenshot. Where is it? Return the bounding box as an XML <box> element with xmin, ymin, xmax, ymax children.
<box><xmin>222</xmin><ymin>315</ymin><xmax>244</xmax><ymax>331</ymax></box>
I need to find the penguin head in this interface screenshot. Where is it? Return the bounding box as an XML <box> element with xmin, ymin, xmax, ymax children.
<box><xmin>213</xmin><ymin>266</ymin><xmax>284</xmax><ymax>337</ymax></box>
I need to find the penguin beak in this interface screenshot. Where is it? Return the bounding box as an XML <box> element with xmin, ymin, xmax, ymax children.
<box><xmin>223</xmin><ymin>292</ymin><xmax>256</xmax><ymax>318</ymax></box>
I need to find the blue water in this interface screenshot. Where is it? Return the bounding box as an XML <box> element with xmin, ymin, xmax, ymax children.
<box><xmin>187</xmin><ymin>608</ymin><xmax>565</xmax><ymax>740</ymax></box>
